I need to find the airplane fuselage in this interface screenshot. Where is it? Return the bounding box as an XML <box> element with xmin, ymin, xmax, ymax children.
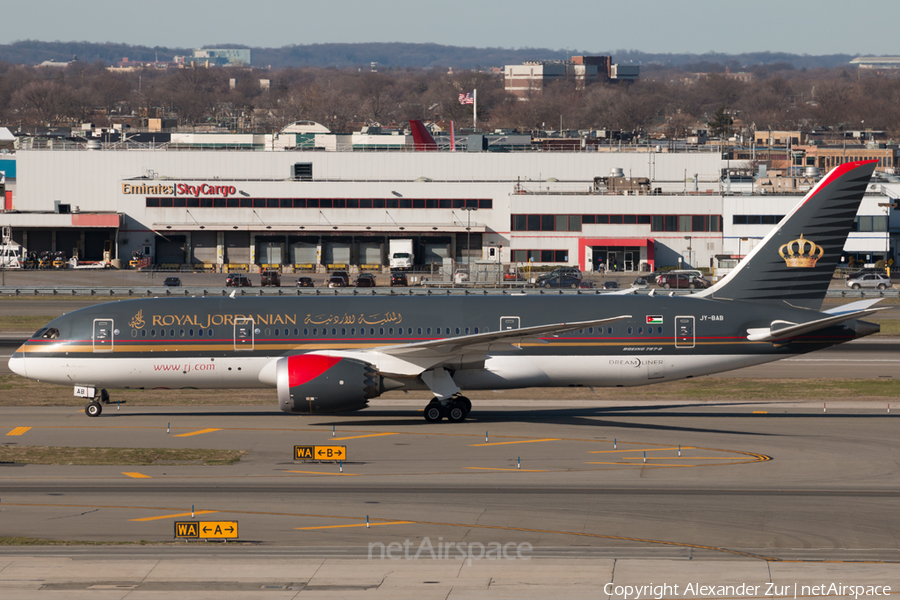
<box><xmin>9</xmin><ymin>293</ymin><xmax>867</xmax><ymax>394</ymax></box>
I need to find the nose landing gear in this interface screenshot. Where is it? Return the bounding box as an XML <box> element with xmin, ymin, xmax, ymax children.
<box><xmin>81</xmin><ymin>388</ymin><xmax>110</xmax><ymax>417</ymax></box>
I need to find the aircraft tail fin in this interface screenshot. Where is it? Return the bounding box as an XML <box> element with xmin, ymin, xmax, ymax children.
<box><xmin>409</xmin><ymin>120</ymin><xmax>438</xmax><ymax>151</ymax></box>
<box><xmin>699</xmin><ymin>160</ymin><xmax>877</xmax><ymax>310</ymax></box>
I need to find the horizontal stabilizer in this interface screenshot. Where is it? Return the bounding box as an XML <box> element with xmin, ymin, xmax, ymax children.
<box><xmin>746</xmin><ymin>308</ymin><xmax>885</xmax><ymax>342</ymax></box>
<box><xmin>823</xmin><ymin>298</ymin><xmax>883</xmax><ymax>316</ymax></box>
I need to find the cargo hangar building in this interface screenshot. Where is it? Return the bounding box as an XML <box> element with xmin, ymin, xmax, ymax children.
<box><xmin>1</xmin><ymin>132</ymin><xmax>897</xmax><ymax>275</ymax></box>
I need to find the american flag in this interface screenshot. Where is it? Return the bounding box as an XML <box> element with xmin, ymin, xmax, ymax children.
<box><xmin>458</xmin><ymin>92</ymin><xmax>474</xmax><ymax>105</ymax></box>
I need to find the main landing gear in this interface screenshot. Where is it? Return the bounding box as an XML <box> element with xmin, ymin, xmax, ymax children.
<box><xmin>83</xmin><ymin>388</ymin><xmax>110</xmax><ymax>417</ymax></box>
<box><xmin>423</xmin><ymin>395</ymin><xmax>472</xmax><ymax>423</ymax></box>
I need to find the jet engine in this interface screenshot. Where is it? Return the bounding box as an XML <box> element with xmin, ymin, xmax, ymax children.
<box><xmin>276</xmin><ymin>354</ymin><xmax>382</xmax><ymax>414</ymax></box>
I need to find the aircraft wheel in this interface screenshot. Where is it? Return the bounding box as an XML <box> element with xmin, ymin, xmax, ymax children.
<box><xmin>100</xmin><ymin>388</ymin><xmax>110</xmax><ymax>404</ymax></box>
<box><xmin>456</xmin><ymin>396</ymin><xmax>472</xmax><ymax>415</ymax></box>
<box><xmin>85</xmin><ymin>401</ymin><xmax>102</xmax><ymax>417</ymax></box>
<box><xmin>447</xmin><ymin>402</ymin><xmax>466</xmax><ymax>423</ymax></box>
<box><xmin>424</xmin><ymin>402</ymin><xmax>443</xmax><ymax>422</ymax></box>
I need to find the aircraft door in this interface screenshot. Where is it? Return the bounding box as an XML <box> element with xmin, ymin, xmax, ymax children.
<box><xmin>500</xmin><ymin>316</ymin><xmax>520</xmax><ymax>331</ymax></box>
<box><xmin>675</xmin><ymin>316</ymin><xmax>695</xmax><ymax>348</ymax></box>
<box><xmin>234</xmin><ymin>317</ymin><xmax>255</xmax><ymax>350</ymax></box>
<box><xmin>92</xmin><ymin>318</ymin><xmax>114</xmax><ymax>352</ymax></box>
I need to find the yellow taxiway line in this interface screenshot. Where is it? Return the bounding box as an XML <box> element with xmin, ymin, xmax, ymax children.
<box><xmin>173</xmin><ymin>428</ymin><xmax>222</xmax><ymax>437</ymax></box>
<box><xmin>296</xmin><ymin>521</ymin><xmax>413</xmax><ymax>530</ymax></box>
<box><xmin>330</xmin><ymin>432</ymin><xmax>398</xmax><ymax>441</ymax></box>
<box><xmin>286</xmin><ymin>470</ymin><xmax>359</xmax><ymax>476</ymax></box>
<box><xmin>130</xmin><ymin>510</ymin><xmax>218</xmax><ymax>522</ymax></box>
<box><xmin>465</xmin><ymin>467</ymin><xmax>547</xmax><ymax>472</ymax></box>
<box><xmin>121</xmin><ymin>472</ymin><xmax>151</xmax><ymax>479</ymax></box>
<box><xmin>6</xmin><ymin>427</ymin><xmax>31</xmax><ymax>436</ymax></box>
<box><xmin>470</xmin><ymin>438</ymin><xmax>560</xmax><ymax>447</ymax></box>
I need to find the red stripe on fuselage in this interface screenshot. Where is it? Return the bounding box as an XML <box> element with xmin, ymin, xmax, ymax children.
<box><xmin>287</xmin><ymin>354</ymin><xmax>342</xmax><ymax>387</ymax></box>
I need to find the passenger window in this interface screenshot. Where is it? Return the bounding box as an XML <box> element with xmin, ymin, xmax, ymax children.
<box><xmin>142</xmin><ymin>329</ymin><xmax>147</xmax><ymax>338</ymax></box>
<box><xmin>331</xmin><ymin>328</ymin><xmax>336</xmax><ymax>336</ymax></box>
<box><xmin>607</xmin><ymin>327</ymin><xmax>613</xmax><ymax>334</ymax></box>
<box><xmin>160</xmin><ymin>329</ymin><xmax>165</xmax><ymax>338</ymax></box>
<box><xmin>658</xmin><ymin>327</ymin><xmax>663</xmax><ymax>334</ymax></box>
<box><xmin>638</xmin><ymin>327</ymin><xmax>643</xmax><ymax>334</ymax></box>
<box><xmin>628</xmin><ymin>327</ymin><xmax>633</xmax><ymax>335</ymax></box>
<box><xmin>180</xmin><ymin>329</ymin><xmax>185</xmax><ymax>337</ymax></box>
<box><xmin>198</xmin><ymin>329</ymin><xmax>202</xmax><ymax>337</ymax></box>
<box><xmin>388</xmin><ymin>327</ymin><xmax>393</xmax><ymax>335</ymax></box>
<box><xmin>426</xmin><ymin>328</ymin><xmax>431</xmax><ymax>335</ymax></box>
<box><xmin>189</xmin><ymin>329</ymin><xmax>194</xmax><ymax>337</ymax></box>
<box><xmin>170</xmin><ymin>329</ymin><xmax>175</xmax><ymax>337</ymax></box>
<box><xmin>304</xmin><ymin>328</ymin><xmax>308</xmax><ymax>336</ymax></box>
<box><xmin>456</xmin><ymin>327</ymin><xmax>460</xmax><ymax>335</ymax></box>
<box><xmin>313</xmin><ymin>328</ymin><xmax>318</xmax><ymax>336</ymax></box>
<box><xmin>474</xmin><ymin>327</ymin><xmax>479</xmax><ymax>334</ymax></box>
<box><xmin>341</xmin><ymin>328</ymin><xmax>346</xmax><ymax>335</ymax></box>
<box><xmin>370</xmin><ymin>328</ymin><xmax>375</xmax><ymax>335</ymax></box>
<box><xmin>466</xmin><ymin>328</ymin><xmax>470</xmax><ymax>334</ymax></box>
<box><xmin>380</xmin><ymin>328</ymin><xmax>384</xmax><ymax>335</ymax></box>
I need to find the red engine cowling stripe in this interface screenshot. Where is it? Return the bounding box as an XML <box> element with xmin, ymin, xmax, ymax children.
<box><xmin>287</xmin><ymin>355</ymin><xmax>342</xmax><ymax>387</ymax></box>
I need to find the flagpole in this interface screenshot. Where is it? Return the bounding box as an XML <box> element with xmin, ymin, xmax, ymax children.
<box><xmin>473</xmin><ymin>89</ymin><xmax>477</xmax><ymax>130</ymax></box>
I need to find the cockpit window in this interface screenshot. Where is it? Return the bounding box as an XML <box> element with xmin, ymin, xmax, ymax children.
<box><xmin>32</xmin><ymin>327</ymin><xmax>60</xmax><ymax>339</ymax></box>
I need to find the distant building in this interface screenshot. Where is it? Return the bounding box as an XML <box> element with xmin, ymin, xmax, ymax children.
<box><xmin>850</xmin><ymin>56</ymin><xmax>900</xmax><ymax>70</ymax></box>
<box><xmin>190</xmin><ymin>48</ymin><xmax>251</xmax><ymax>67</ymax></box>
<box><xmin>504</xmin><ymin>55</ymin><xmax>637</xmax><ymax>99</ymax></box>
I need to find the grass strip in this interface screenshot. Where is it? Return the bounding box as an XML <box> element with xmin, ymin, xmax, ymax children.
<box><xmin>0</xmin><ymin>446</ymin><xmax>245</xmax><ymax>465</ymax></box>
<box><xmin>0</xmin><ymin>537</ymin><xmax>166</xmax><ymax>546</ymax></box>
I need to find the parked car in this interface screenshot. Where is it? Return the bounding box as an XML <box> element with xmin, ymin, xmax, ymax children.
<box><xmin>355</xmin><ymin>273</ymin><xmax>377</xmax><ymax>287</ymax></box>
<box><xmin>846</xmin><ymin>268</ymin><xmax>885</xmax><ymax>280</ymax></box>
<box><xmin>537</xmin><ymin>267</ymin><xmax>582</xmax><ymax>283</ymax></box>
<box><xmin>260</xmin><ymin>269</ymin><xmax>281</xmax><ymax>287</ymax></box>
<box><xmin>296</xmin><ymin>276</ymin><xmax>314</xmax><ymax>288</ymax></box>
<box><xmin>163</xmin><ymin>276</ymin><xmax>181</xmax><ymax>287</ymax></box>
<box><xmin>657</xmin><ymin>273</ymin><xmax>709</xmax><ymax>289</ymax></box>
<box><xmin>846</xmin><ymin>273</ymin><xmax>893</xmax><ymax>290</ymax></box>
<box><xmin>390</xmin><ymin>271</ymin><xmax>408</xmax><ymax>287</ymax></box>
<box><xmin>225</xmin><ymin>274</ymin><xmax>252</xmax><ymax>287</ymax></box>
<box><xmin>327</xmin><ymin>275</ymin><xmax>348</xmax><ymax>288</ymax></box>
<box><xmin>329</xmin><ymin>270</ymin><xmax>350</xmax><ymax>286</ymax></box>
<box><xmin>539</xmin><ymin>275</ymin><xmax>581</xmax><ymax>289</ymax></box>
<box><xmin>578</xmin><ymin>280</ymin><xmax>595</xmax><ymax>289</ymax></box>
<box><xmin>602</xmin><ymin>281</ymin><xmax>619</xmax><ymax>289</ymax></box>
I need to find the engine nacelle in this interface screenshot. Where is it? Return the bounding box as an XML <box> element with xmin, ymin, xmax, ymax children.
<box><xmin>276</xmin><ymin>354</ymin><xmax>381</xmax><ymax>414</ymax></box>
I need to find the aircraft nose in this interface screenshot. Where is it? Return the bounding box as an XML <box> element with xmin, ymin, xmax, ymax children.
<box><xmin>8</xmin><ymin>348</ymin><xmax>27</xmax><ymax>378</ymax></box>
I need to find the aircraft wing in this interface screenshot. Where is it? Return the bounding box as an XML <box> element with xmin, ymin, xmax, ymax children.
<box><xmin>746</xmin><ymin>308</ymin><xmax>886</xmax><ymax>342</ymax></box>
<box><xmin>376</xmin><ymin>314</ymin><xmax>632</xmax><ymax>357</ymax></box>
<box><xmin>315</xmin><ymin>315</ymin><xmax>631</xmax><ymax>377</ymax></box>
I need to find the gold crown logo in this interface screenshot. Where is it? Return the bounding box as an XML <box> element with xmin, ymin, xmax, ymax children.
<box><xmin>779</xmin><ymin>234</ymin><xmax>824</xmax><ymax>268</ymax></box>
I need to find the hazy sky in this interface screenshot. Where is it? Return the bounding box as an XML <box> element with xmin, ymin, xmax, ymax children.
<box><xmin>2</xmin><ymin>0</ymin><xmax>897</xmax><ymax>56</ymax></box>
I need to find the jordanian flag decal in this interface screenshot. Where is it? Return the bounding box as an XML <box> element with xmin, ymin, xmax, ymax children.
<box><xmin>646</xmin><ymin>316</ymin><xmax>663</xmax><ymax>325</ymax></box>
